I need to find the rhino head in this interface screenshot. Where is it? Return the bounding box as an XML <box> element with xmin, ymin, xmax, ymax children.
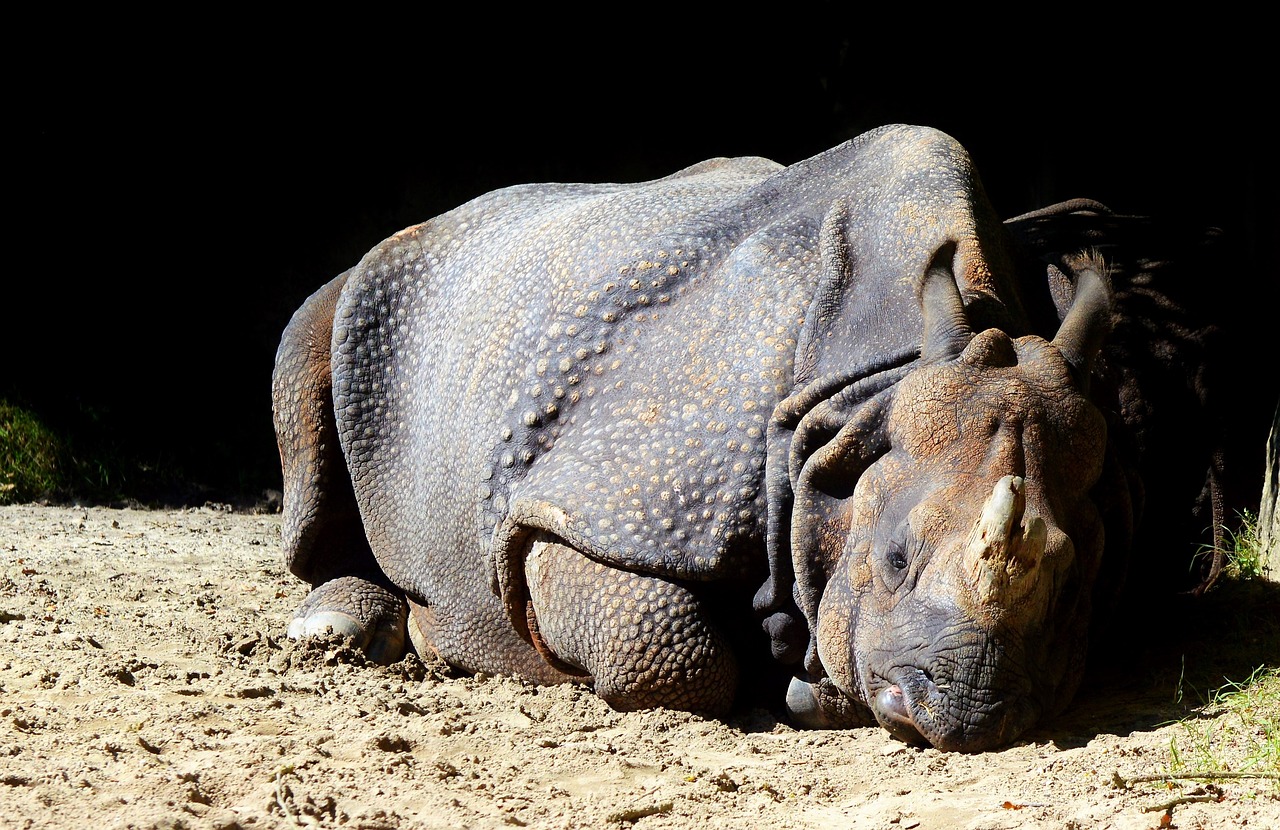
<box><xmin>772</xmin><ymin>243</ymin><xmax>1119</xmax><ymax>752</ymax></box>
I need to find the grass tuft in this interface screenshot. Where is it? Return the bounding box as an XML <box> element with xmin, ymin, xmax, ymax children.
<box><xmin>1218</xmin><ymin>511</ymin><xmax>1266</xmax><ymax>581</ymax></box>
<box><xmin>0</xmin><ymin>399</ymin><xmax>66</xmax><ymax>504</ymax></box>
<box><xmin>1165</xmin><ymin>665</ymin><xmax>1280</xmax><ymax>792</ymax></box>
<box><xmin>1163</xmin><ymin>515</ymin><xmax>1280</xmax><ymax>795</ymax></box>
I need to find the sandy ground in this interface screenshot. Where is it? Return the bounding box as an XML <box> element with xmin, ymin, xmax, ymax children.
<box><xmin>1</xmin><ymin>504</ymin><xmax>1277</xmax><ymax>830</ymax></box>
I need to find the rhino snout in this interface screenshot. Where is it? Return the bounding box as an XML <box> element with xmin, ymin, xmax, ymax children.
<box><xmin>873</xmin><ymin>683</ymin><xmax>927</xmax><ymax>746</ymax></box>
<box><xmin>868</xmin><ymin>661</ymin><xmax>1038</xmax><ymax>752</ymax></box>
<box><xmin>870</xmin><ymin>667</ymin><xmax>941</xmax><ymax>747</ymax></box>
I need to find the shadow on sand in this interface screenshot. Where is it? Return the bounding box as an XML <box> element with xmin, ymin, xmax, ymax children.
<box><xmin>1037</xmin><ymin>576</ymin><xmax>1280</xmax><ymax>750</ymax></box>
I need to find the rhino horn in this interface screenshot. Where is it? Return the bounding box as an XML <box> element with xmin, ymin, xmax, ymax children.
<box><xmin>963</xmin><ymin>475</ymin><xmax>1048</xmax><ymax>607</ymax></box>
<box><xmin>918</xmin><ymin>241</ymin><xmax>973</xmax><ymax>364</ymax></box>
<box><xmin>1051</xmin><ymin>255</ymin><xmax>1113</xmax><ymax>381</ymax></box>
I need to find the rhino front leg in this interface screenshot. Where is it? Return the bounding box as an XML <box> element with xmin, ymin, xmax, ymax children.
<box><xmin>273</xmin><ymin>271</ymin><xmax>407</xmax><ymax>664</ymax></box>
<box><xmin>523</xmin><ymin>538</ymin><xmax>738</xmax><ymax>714</ymax></box>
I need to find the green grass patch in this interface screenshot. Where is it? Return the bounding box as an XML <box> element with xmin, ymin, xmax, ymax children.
<box><xmin>1166</xmin><ymin>665</ymin><xmax>1280</xmax><ymax>793</ymax></box>
<box><xmin>0</xmin><ymin>397</ymin><xmax>185</xmax><ymax>506</ymax></box>
<box><xmin>1162</xmin><ymin>517</ymin><xmax>1280</xmax><ymax>795</ymax></box>
<box><xmin>1218</xmin><ymin>511</ymin><xmax>1266</xmax><ymax>581</ymax></box>
<box><xmin>0</xmin><ymin>398</ymin><xmax>66</xmax><ymax>504</ymax></box>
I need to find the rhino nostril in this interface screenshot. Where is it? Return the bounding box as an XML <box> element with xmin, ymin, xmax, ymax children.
<box><xmin>877</xmin><ymin>684</ymin><xmax>909</xmax><ymax>718</ymax></box>
<box><xmin>875</xmin><ymin>684</ymin><xmax>927</xmax><ymax>745</ymax></box>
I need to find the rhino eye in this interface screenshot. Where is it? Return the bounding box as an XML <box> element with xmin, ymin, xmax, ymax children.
<box><xmin>886</xmin><ymin>544</ymin><xmax>909</xmax><ymax>571</ymax></box>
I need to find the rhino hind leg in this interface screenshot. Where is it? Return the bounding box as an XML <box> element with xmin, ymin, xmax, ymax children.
<box><xmin>523</xmin><ymin>537</ymin><xmax>739</xmax><ymax>714</ymax></box>
<box><xmin>273</xmin><ymin>271</ymin><xmax>408</xmax><ymax>664</ymax></box>
<box><xmin>287</xmin><ymin>576</ymin><xmax>407</xmax><ymax>663</ymax></box>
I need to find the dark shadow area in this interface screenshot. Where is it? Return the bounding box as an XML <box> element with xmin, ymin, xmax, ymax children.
<box><xmin>7</xmin><ymin>33</ymin><xmax>1272</xmax><ymax>512</ymax></box>
<box><xmin>1032</xmin><ymin>576</ymin><xmax>1280</xmax><ymax>750</ymax></box>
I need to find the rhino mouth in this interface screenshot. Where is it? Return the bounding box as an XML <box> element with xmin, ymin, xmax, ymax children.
<box><xmin>869</xmin><ymin>667</ymin><xmax>1038</xmax><ymax>752</ymax></box>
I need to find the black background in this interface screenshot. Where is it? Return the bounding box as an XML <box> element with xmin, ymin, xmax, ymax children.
<box><xmin>8</xmin><ymin>21</ymin><xmax>1275</xmax><ymax>507</ymax></box>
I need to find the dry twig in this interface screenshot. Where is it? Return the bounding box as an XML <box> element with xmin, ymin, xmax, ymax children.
<box><xmin>275</xmin><ymin>766</ymin><xmax>308</xmax><ymax>828</ymax></box>
<box><xmin>606</xmin><ymin>801</ymin><xmax>673</xmax><ymax>822</ymax></box>
<box><xmin>1112</xmin><ymin>770</ymin><xmax>1280</xmax><ymax>790</ymax></box>
<box><xmin>1141</xmin><ymin>793</ymin><xmax>1221</xmax><ymax>813</ymax></box>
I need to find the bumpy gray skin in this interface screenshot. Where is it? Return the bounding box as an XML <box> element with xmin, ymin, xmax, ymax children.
<box><xmin>273</xmin><ymin>124</ymin><xmax>1151</xmax><ymax>751</ymax></box>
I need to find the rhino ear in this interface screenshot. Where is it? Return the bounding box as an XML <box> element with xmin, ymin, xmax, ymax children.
<box><xmin>918</xmin><ymin>241</ymin><xmax>973</xmax><ymax>364</ymax></box>
<box><xmin>1051</xmin><ymin>252</ymin><xmax>1114</xmax><ymax>383</ymax></box>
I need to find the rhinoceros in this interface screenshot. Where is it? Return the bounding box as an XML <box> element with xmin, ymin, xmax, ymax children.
<box><xmin>272</xmin><ymin>124</ymin><xmax>1224</xmax><ymax>752</ymax></box>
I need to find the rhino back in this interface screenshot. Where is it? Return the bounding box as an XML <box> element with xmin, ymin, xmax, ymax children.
<box><xmin>330</xmin><ymin>156</ymin><xmax>787</xmax><ymax>595</ymax></box>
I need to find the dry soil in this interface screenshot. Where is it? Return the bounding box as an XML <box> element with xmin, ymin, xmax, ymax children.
<box><xmin>1</xmin><ymin>504</ymin><xmax>1277</xmax><ymax>829</ymax></box>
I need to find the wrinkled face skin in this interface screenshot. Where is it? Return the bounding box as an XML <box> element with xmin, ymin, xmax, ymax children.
<box><xmin>816</xmin><ymin>328</ymin><xmax>1108</xmax><ymax>752</ymax></box>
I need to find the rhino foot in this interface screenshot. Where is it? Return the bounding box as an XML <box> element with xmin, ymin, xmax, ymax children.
<box><xmin>287</xmin><ymin>575</ymin><xmax>407</xmax><ymax>664</ymax></box>
<box><xmin>785</xmin><ymin>676</ymin><xmax>877</xmax><ymax>729</ymax></box>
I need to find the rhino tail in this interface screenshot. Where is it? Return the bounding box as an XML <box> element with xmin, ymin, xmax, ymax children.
<box><xmin>272</xmin><ymin>269</ymin><xmax>380</xmax><ymax>586</ymax></box>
